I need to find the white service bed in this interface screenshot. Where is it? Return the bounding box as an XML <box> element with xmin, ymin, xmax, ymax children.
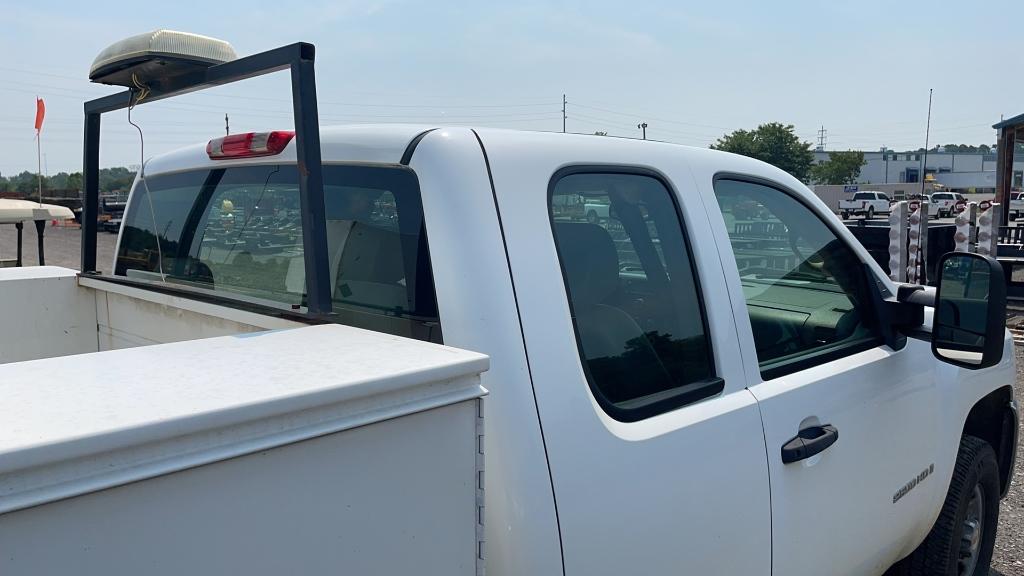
<box><xmin>0</xmin><ymin>324</ymin><xmax>488</xmax><ymax>576</ymax></box>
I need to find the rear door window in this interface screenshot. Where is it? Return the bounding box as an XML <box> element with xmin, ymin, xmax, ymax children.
<box><xmin>549</xmin><ymin>169</ymin><xmax>721</xmax><ymax>421</ymax></box>
<box><xmin>116</xmin><ymin>164</ymin><xmax>440</xmax><ymax>342</ymax></box>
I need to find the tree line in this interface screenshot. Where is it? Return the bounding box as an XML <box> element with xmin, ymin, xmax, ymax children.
<box><xmin>0</xmin><ymin>167</ymin><xmax>136</xmax><ymax>195</ymax></box>
<box><xmin>710</xmin><ymin>123</ymin><xmax>1014</xmax><ymax>185</ymax></box>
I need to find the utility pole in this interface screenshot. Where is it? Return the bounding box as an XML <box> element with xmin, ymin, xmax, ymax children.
<box><xmin>637</xmin><ymin>122</ymin><xmax>648</xmax><ymax>140</ymax></box>
<box><xmin>921</xmin><ymin>88</ymin><xmax>933</xmax><ymax>197</ymax></box>
<box><xmin>225</xmin><ymin>113</ymin><xmax>230</xmax><ymax>136</ymax></box>
<box><xmin>562</xmin><ymin>94</ymin><xmax>566</xmax><ymax>133</ymax></box>
<box><xmin>816</xmin><ymin>125</ymin><xmax>827</xmax><ymax>151</ymax></box>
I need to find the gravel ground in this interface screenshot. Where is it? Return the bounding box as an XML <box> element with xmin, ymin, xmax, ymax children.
<box><xmin>0</xmin><ymin>223</ymin><xmax>116</xmax><ymax>273</ymax></box>
<box><xmin>2</xmin><ymin>221</ymin><xmax>1023</xmax><ymax>574</ymax></box>
<box><xmin>992</xmin><ymin>345</ymin><xmax>1024</xmax><ymax>575</ymax></box>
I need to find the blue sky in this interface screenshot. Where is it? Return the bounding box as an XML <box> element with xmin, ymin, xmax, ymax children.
<box><xmin>2</xmin><ymin>0</ymin><xmax>1021</xmax><ymax>174</ymax></box>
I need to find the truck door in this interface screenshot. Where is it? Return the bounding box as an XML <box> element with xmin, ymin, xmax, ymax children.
<box><xmin>707</xmin><ymin>176</ymin><xmax>941</xmax><ymax>575</ymax></box>
<box><xmin>488</xmin><ymin>156</ymin><xmax>771</xmax><ymax>575</ymax></box>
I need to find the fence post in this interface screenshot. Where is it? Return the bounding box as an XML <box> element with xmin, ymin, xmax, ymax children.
<box><xmin>888</xmin><ymin>201</ymin><xmax>908</xmax><ymax>282</ymax></box>
<box><xmin>976</xmin><ymin>202</ymin><xmax>1000</xmax><ymax>257</ymax></box>
<box><xmin>954</xmin><ymin>202</ymin><xmax>977</xmax><ymax>252</ymax></box>
<box><xmin>907</xmin><ymin>200</ymin><xmax>928</xmax><ymax>284</ymax></box>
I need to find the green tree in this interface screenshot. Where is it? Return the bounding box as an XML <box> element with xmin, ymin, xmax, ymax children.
<box><xmin>711</xmin><ymin>122</ymin><xmax>814</xmax><ymax>181</ymax></box>
<box><xmin>811</xmin><ymin>150</ymin><xmax>865</xmax><ymax>184</ymax></box>
<box><xmin>66</xmin><ymin>172</ymin><xmax>83</xmax><ymax>191</ymax></box>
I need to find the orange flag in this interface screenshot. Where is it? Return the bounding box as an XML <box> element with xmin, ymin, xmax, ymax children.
<box><xmin>34</xmin><ymin>97</ymin><xmax>45</xmax><ymax>134</ymax></box>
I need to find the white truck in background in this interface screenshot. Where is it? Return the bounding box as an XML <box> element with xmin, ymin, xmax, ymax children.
<box><xmin>1009</xmin><ymin>191</ymin><xmax>1024</xmax><ymax>220</ymax></box>
<box><xmin>839</xmin><ymin>190</ymin><xmax>892</xmax><ymax>219</ymax></box>
<box><xmin>0</xmin><ymin>32</ymin><xmax>1018</xmax><ymax>576</ymax></box>
<box><xmin>931</xmin><ymin>191</ymin><xmax>968</xmax><ymax>219</ymax></box>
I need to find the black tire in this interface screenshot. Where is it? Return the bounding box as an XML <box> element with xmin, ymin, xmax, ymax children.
<box><xmin>867</xmin><ymin>207</ymin><xmax>875</xmax><ymax>220</ymax></box>
<box><xmin>895</xmin><ymin>435</ymin><xmax>1000</xmax><ymax>576</ymax></box>
<box><xmin>587</xmin><ymin>210</ymin><xmax>599</xmax><ymax>224</ymax></box>
<box><xmin>842</xmin><ymin>211</ymin><xmax>850</xmax><ymax>220</ymax></box>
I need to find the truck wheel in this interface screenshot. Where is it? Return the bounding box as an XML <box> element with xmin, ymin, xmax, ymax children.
<box><xmin>842</xmin><ymin>211</ymin><xmax>850</xmax><ymax>220</ymax></box>
<box><xmin>867</xmin><ymin>207</ymin><xmax>875</xmax><ymax>220</ymax></box>
<box><xmin>587</xmin><ymin>210</ymin><xmax>599</xmax><ymax>224</ymax></box>
<box><xmin>895</xmin><ymin>435</ymin><xmax>999</xmax><ymax>576</ymax></box>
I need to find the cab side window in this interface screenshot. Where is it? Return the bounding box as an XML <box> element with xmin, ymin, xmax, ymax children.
<box><xmin>550</xmin><ymin>169</ymin><xmax>721</xmax><ymax>421</ymax></box>
<box><xmin>714</xmin><ymin>178</ymin><xmax>883</xmax><ymax>380</ymax></box>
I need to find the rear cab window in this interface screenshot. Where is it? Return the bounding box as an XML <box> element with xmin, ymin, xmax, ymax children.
<box><xmin>549</xmin><ymin>168</ymin><xmax>722</xmax><ymax>421</ymax></box>
<box><xmin>852</xmin><ymin>192</ymin><xmax>875</xmax><ymax>200</ymax></box>
<box><xmin>116</xmin><ymin>164</ymin><xmax>441</xmax><ymax>342</ymax></box>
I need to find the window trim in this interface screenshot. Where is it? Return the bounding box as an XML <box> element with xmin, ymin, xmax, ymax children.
<box><xmin>548</xmin><ymin>164</ymin><xmax>723</xmax><ymax>422</ymax></box>
<box><xmin>712</xmin><ymin>172</ymin><xmax>888</xmax><ymax>382</ymax></box>
<box><xmin>109</xmin><ymin>161</ymin><xmax>442</xmax><ymax>339</ymax></box>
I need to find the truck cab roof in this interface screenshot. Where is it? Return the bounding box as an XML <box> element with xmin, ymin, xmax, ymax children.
<box><xmin>145</xmin><ymin>124</ymin><xmax>437</xmax><ymax>175</ymax></box>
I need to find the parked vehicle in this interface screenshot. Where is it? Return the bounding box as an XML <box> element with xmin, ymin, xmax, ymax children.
<box><xmin>1009</xmin><ymin>191</ymin><xmax>1023</xmax><ymax>221</ymax></box>
<box><xmin>930</xmin><ymin>192</ymin><xmax>967</xmax><ymax>219</ymax></box>
<box><xmin>0</xmin><ymin>32</ymin><xmax>1017</xmax><ymax>576</ymax></box>
<box><xmin>583</xmin><ymin>201</ymin><xmax>611</xmax><ymax>223</ymax></box>
<box><xmin>839</xmin><ymin>191</ymin><xmax>891</xmax><ymax>219</ymax></box>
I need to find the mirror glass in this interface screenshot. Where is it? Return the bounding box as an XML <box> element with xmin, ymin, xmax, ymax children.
<box><xmin>934</xmin><ymin>255</ymin><xmax>992</xmax><ymax>365</ymax></box>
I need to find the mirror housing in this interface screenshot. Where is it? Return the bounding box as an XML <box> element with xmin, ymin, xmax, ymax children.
<box><xmin>932</xmin><ymin>252</ymin><xmax>1006</xmax><ymax>369</ymax></box>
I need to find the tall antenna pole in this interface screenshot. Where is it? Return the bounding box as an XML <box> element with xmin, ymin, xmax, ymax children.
<box><xmin>36</xmin><ymin>131</ymin><xmax>42</xmax><ymax>205</ymax></box>
<box><xmin>225</xmin><ymin>113</ymin><xmax>230</xmax><ymax>135</ymax></box>
<box><xmin>562</xmin><ymin>94</ymin><xmax>566</xmax><ymax>133</ymax></box>
<box><xmin>817</xmin><ymin>125</ymin><xmax>827</xmax><ymax>151</ymax></box>
<box><xmin>921</xmin><ymin>88</ymin><xmax>933</xmax><ymax>197</ymax></box>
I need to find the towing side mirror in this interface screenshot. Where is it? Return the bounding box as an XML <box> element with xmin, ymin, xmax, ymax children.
<box><xmin>932</xmin><ymin>252</ymin><xmax>1006</xmax><ymax>369</ymax></box>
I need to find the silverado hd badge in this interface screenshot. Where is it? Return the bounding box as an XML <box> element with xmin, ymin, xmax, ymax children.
<box><xmin>893</xmin><ymin>464</ymin><xmax>934</xmax><ymax>504</ymax></box>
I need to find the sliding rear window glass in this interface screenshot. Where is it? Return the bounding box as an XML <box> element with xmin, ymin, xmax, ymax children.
<box><xmin>116</xmin><ymin>164</ymin><xmax>440</xmax><ymax>342</ymax></box>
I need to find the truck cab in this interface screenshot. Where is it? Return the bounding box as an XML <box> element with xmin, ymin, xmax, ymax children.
<box><xmin>102</xmin><ymin>124</ymin><xmax>1017</xmax><ymax>576</ymax></box>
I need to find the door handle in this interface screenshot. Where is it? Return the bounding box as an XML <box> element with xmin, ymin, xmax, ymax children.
<box><xmin>781</xmin><ymin>424</ymin><xmax>838</xmax><ymax>464</ymax></box>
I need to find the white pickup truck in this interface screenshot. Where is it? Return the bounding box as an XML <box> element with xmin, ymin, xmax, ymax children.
<box><xmin>0</xmin><ymin>32</ymin><xmax>1018</xmax><ymax>576</ymax></box>
<box><xmin>1009</xmin><ymin>191</ymin><xmax>1024</xmax><ymax>220</ymax></box>
<box><xmin>839</xmin><ymin>190</ymin><xmax>892</xmax><ymax>219</ymax></box>
<box><xmin>931</xmin><ymin>192</ymin><xmax>968</xmax><ymax>219</ymax></box>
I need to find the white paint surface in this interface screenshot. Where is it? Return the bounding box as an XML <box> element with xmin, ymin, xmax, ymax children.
<box><xmin>0</xmin><ymin>401</ymin><xmax>482</xmax><ymax>576</ymax></box>
<box><xmin>0</xmin><ymin>266</ymin><xmax>97</xmax><ymax>363</ymax></box>
<box><xmin>0</xmin><ymin>324</ymin><xmax>488</xmax><ymax>514</ymax></box>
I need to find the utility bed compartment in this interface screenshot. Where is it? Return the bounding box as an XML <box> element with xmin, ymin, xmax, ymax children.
<box><xmin>0</xmin><ymin>268</ymin><xmax>488</xmax><ymax>575</ymax></box>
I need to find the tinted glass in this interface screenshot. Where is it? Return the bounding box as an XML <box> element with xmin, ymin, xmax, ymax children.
<box><xmin>934</xmin><ymin>255</ymin><xmax>996</xmax><ymax>366</ymax></box>
<box><xmin>116</xmin><ymin>164</ymin><xmax>440</xmax><ymax>342</ymax></box>
<box><xmin>550</xmin><ymin>171</ymin><xmax>718</xmax><ymax>420</ymax></box>
<box><xmin>715</xmin><ymin>179</ymin><xmax>883</xmax><ymax>378</ymax></box>
<box><xmin>853</xmin><ymin>192</ymin><xmax>875</xmax><ymax>200</ymax></box>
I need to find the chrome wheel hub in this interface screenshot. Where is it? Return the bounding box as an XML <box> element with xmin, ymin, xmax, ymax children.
<box><xmin>958</xmin><ymin>484</ymin><xmax>984</xmax><ymax>576</ymax></box>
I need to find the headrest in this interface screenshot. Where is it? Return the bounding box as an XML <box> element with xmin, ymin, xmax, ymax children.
<box><xmin>553</xmin><ymin>222</ymin><xmax>620</xmax><ymax>306</ymax></box>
